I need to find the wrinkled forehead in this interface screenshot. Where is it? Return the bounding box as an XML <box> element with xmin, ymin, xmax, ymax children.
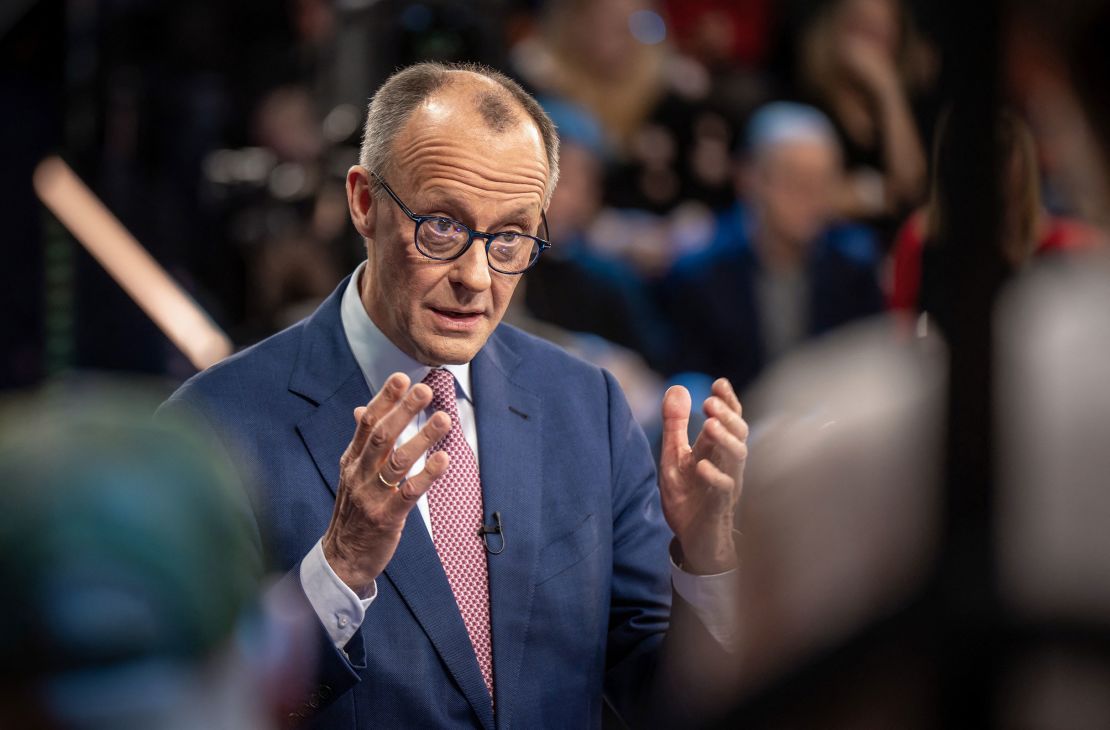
<box><xmin>389</xmin><ymin>79</ymin><xmax>549</xmax><ymax>207</ymax></box>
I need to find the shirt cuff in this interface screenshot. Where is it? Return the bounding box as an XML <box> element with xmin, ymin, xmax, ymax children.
<box><xmin>300</xmin><ymin>539</ymin><xmax>377</xmax><ymax>650</ymax></box>
<box><xmin>670</xmin><ymin>558</ymin><xmax>740</xmax><ymax>651</ymax></box>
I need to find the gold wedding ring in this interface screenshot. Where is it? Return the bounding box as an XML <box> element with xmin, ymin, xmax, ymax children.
<box><xmin>378</xmin><ymin>472</ymin><xmax>401</xmax><ymax>490</ymax></box>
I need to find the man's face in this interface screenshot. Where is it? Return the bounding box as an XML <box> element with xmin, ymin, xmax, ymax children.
<box><xmin>359</xmin><ymin>82</ymin><xmax>549</xmax><ymax>365</ymax></box>
<box><xmin>751</xmin><ymin>139</ymin><xmax>841</xmax><ymax>247</ymax></box>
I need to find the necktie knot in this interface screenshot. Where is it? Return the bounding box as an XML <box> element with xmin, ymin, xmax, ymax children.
<box><xmin>423</xmin><ymin>368</ymin><xmax>458</xmax><ymax>415</ymax></box>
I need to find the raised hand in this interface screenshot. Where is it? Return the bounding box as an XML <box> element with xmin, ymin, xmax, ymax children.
<box><xmin>658</xmin><ymin>378</ymin><xmax>749</xmax><ymax>575</ymax></box>
<box><xmin>839</xmin><ymin>36</ymin><xmax>900</xmax><ymax>98</ymax></box>
<box><xmin>322</xmin><ymin>372</ymin><xmax>452</xmax><ymax>594</ymax></box>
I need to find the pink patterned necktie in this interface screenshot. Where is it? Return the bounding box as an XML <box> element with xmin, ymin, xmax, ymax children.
<box><xmin>423</xmin><ymin>368</ymin><xmax>495</xmax><ymax>701</ymax></box>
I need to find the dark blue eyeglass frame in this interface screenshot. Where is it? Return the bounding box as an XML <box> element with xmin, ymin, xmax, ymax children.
<box><xmin>371</xmin><ymin>172</ymin><xmax>551</xmax><ymax>275</ymax></box>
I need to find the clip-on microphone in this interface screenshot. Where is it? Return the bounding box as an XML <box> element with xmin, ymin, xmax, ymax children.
<box><xmin>477</xmin><ymin>511</ymin><xmax>506</xmax><ymax>555</ymax></box>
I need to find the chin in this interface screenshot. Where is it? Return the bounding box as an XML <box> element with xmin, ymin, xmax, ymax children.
<box><xmin>418</xmin><ymin>337</ymin><xmax>484</xmax><ymax>366</ymax></box>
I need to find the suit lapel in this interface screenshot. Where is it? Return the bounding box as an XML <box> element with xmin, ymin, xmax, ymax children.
<box><xmin>471</xmin><ymin>334</ymin><xmax>544</xmax><ymax>730</ymax></box>
<box><xmin>290</xmin><ymin>276</ymin><xmax>367</xmax><ymax>496</ymax></box>
<box><xmin>290</xmin><ymin>280</ymin><xmax>496</xmax><ymax>729</ymax></box>
<box><xmin>384</xmin><ymin>517</ymin><xmax>496</xmax><ymax>729</ymax></box>
<box><xmin>296</xmin><ymin>367</ymin><xmax>369</xmax><ymax>497</ymax></box>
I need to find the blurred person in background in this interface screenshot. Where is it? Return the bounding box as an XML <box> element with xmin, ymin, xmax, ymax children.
<box><xmin>521</xmin><ymin>100</ymin><xmax>673</xmax><ymax>373</ymax></box>
<box><xmin>789</xmin><ymin>0</ymin><xmax>935</xmax><ymax>240</ymax></box>
<box><xmin>246</xmin><ymin>85</ymin><xmax>350</xmax><ymax>334</ymax></box>
<box><xmin>888</xmin><ymin>106</ymin><xmax>1105</xmax><ymax>321</ymax></box>
<box><xmin>511</xmin><ymin>0</ymin><xmax>742</xmax><ymax>214</ymax></box>
<box><xmin>662</xmin><ymin>0</ymin><xmax>774</xmax><ymax>73</ymax></box>
<box><xmin>0</xmin><ymin>387</ymin><xmax>311</xmax><ymax>729</ymax></box>
<box><xmin>666</xmin><ymin>102</ymin><xmax>884</xmax><ymax>395</ymax></box>
<box><xmin>507</xmin><ymin>103</ymin><xmax>670</xmax><ymax>448</ymax></box>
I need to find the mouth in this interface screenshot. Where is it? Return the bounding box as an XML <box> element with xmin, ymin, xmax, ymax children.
<box><xmin>429</xmin><ymin>306</ymin><xmax>485</xmax><ymax>331</ymax></box>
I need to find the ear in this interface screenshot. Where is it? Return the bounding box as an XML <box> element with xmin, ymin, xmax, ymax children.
<box><xmin>346</xmin><ymin>165</ymin><xmax>377</xmax><ymax>240</ymax></box>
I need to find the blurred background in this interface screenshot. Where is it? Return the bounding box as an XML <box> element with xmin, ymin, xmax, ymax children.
<box><xmin>6</xmin><ymin>0</ymin><xmax>1110</xmax><ymax>727</ymax></box>
<box><xmin>2</xmin><ymin>0</ymin><xmax>955</xmax><ymax>399</ymax></box>
<box><xmin>3</xmin><ymin>0</ymin><xmax>1103</xmax><ymax>404</ymax></box>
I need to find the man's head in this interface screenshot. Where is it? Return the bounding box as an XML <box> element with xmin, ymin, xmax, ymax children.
<box><xmin>740</xmin><ymin>102</ymin><xmax>843</xmax><ymax>253</ymax></box>
<box><xmin>347</xmin><ymin>62</ymin><xmax>560</xmax><ymax>365</ymax></box>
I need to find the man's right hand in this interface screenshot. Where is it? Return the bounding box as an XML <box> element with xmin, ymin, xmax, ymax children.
<box><xmin>322</xmin><ymin>372</ymin><xmax>452</xmax><ymax>595</ymax></box>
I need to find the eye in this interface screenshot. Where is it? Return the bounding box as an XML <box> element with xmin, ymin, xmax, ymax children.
<box><xmin>489</xmin><ymin>234</ymin><xmax>536</xmax><ymax>268</ymax></box>
<box><xmin>427</xmin><ymin>218</ymin><xmax>460</xmax><ymax>236</ymax></box>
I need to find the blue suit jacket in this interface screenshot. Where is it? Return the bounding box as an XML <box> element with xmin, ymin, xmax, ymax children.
<box><xmin>162</xmin><ymin>278</ymin><xmax>707</xmax><ymax>728</ymax></box>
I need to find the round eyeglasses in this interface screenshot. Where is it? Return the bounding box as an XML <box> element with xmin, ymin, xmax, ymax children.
<box><xmin>372</xmin><ymin>172</ymin><xmax>551</xmax><ymax>275</ymax></box>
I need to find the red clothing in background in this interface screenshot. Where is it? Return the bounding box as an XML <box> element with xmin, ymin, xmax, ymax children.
<box><xmin>887</xmin><ymin>209</ymin><xmax>1105</xmax><ymax>311</ymax></box>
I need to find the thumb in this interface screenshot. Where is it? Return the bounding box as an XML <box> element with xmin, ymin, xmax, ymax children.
<box><xmin>661</xmin><ymin>385</ymin><xmax>692</xmax><ymax>464</ymax></box>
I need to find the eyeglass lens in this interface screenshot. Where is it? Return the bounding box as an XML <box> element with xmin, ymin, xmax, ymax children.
<box><xmin>417</xmin><ymin>218</ymin><xmax>540</xmax><ymax>273</ymax></box>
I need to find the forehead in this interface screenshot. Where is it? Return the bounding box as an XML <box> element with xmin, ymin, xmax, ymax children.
<box><xmin>760</xmin><ymin>139</ymin><xmax>840</xmax><ymax>171</ymax></box>
<box><xmin>390</xmin><ymin>80</ymin><xmax>549</xmax><ymax>208</ymax></box>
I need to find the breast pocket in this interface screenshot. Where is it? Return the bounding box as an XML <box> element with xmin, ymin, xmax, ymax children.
<box><xmin>535</xmin><ymin>513</ymin><xmax>601</xmax><ymax>585</ymax></box>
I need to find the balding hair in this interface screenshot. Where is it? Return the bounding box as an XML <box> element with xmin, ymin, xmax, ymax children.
<box><xmin>359</xmin><ymin>62</ymin><xmax>560</xmax><ymax>204</ymax></box>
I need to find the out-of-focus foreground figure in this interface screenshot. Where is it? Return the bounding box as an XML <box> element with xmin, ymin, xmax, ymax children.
<box><xmin>991</xmin><ymin>3</ymin><xmax>1110</xmax><ymax>724</ymax></box>
<box><xmin>686</xmin><ymin>318</ymin><xmax>946</xmax><ymax>726</ymax></box>
<box><xmin>0</xmin><ymin>387</ymin><xmax>309</xmax><ymax>729</ymax></box>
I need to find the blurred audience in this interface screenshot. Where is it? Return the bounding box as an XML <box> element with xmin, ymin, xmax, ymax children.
<box><xmin>208</xmin><ymin>83</ymin><xmax>356</xmax><ymax>341</ymax></box>
<box><xmin>662</xmin><ymin>0</ymin><xmax>774</xmax><ymax>71</ymax></box>
<box><xmin>511</xmin><ymin>0</ymin><xmax>743</xmax><ymax>213</ymax></box>
<box><xmin>787</xmin><ymin>0</ymin><xmax>936</xmax><ymax>240</ymax></box>
<box><xmin>666</xmin><ymin>102</ymin><xmax>885</xmax><ymax>394</ymax></box>
<box><xmin>521</xmin><ymin>103</ymin><xmax>673</xmax><ymax>372</ymax></box>
<box><xmin>0</xmin><ymin>386</ymin><xmax>312</xmax><ymax>729</ymax></box>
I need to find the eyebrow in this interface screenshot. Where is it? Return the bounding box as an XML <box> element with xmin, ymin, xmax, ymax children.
<box><xmin>419</xmin><ymin>187</ymin><xmax>537</xmax><ymax>230</ymax></box>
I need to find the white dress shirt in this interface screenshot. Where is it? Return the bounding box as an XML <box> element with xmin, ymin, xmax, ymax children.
<box><xmin>300</xmin><ymin>263</ymin><xmax>738</xmax><ymax>651</ymax></box>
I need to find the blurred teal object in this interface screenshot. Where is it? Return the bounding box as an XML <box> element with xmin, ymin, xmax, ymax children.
<box><xmin>0</xmin><ymin>385</ymin><xmax>263</xmax><ymax>681</ymax></box>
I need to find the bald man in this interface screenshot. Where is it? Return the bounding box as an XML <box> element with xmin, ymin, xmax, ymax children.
<box><xmin>163</xmin><ymin>62</ymin><xmax>747</xmax><ymax>729</ymax></box>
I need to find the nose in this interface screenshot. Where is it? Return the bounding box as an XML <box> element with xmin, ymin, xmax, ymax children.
<box><xmin>448</xmin><ymin>235</ymin><xmax>493</xmax><ymax>292</ymax></box>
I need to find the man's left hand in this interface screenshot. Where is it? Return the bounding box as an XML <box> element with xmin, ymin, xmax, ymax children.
<box><xmin>659</xmin><ymin>378</ymin><xmax>748</xmax><ymax>575</ymax></box>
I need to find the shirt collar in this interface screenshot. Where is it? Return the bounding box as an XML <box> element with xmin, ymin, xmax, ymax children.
<box><xmin>340</xmin><ymin>262</ymin><xmax>472</xmax><ymax>402</ymax></box>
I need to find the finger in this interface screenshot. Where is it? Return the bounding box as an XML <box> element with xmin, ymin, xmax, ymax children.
<box><xmin>349</xmin><ymin>373</ymin><xmax>410</xmax><ymax>455</ymax></box>
<box><xmin>661</xmin><ymin>385</ymin><xmax>692</xmax><ymax>463</ymax></box>
<box><xmin>711</xmin><ymin>378</ymin><xmax>742</xmax><ymax>417</ymax></box>
<box><xmin>363</xmin><ymin>381</ymin><xmax>434</xmax><ymax>466</ymax></box>
<box><xmin>703</xmin><ymin>396</ymin><xmax>749</xmax><ymax>442</ymax></box>
<box><xmin>697</xmin><ymin>417</ymin><xmax>748</xmax><ymax>477</ymax></box>
<box><xmin>378</xmin><ymin>411</ymin><xmax>452</xmax><ymax>486</ymax></box>
<box><xmin>695</xmin><ymin>457</ymin><xmax>735</xmax><ymax>492</ymax></box>
<box><xmin>390</xmin><ymin>451</ymin><xmax>450</xmax><ymax>517</ymax></box>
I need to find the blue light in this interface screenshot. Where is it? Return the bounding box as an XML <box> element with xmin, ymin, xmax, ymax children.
<box><xmin>629</xmin><ymin>10</ymin><xmax>666</xmax><ymax>45</ymax></box>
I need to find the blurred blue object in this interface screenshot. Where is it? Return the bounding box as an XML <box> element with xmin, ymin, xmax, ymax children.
<box><xmin>0</xmin><ymin>385</ymin><xmax>271</xmax><ymax>728</ymax></box>
<box><xmin>629</xmin><ymin>10</ymin><xmax>667</xmax><ymax>45</ymax></box>
<box><xmin>538</xmin><ymin>96</ymin><xmax>608</xmax><ymax>158</ymax></box>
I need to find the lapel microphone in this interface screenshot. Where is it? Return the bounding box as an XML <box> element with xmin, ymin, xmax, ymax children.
<box><xmin>477</xmin><ymin>511</ymin><xmax>506</xmax><ymax>555</ymax></box>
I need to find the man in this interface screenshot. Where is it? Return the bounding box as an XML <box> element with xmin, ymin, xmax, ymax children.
<box><xmin>163</xmin><ymin>62</ymin><xmax>748</xmax><ymax>728</ymax></box>
<box><xmin>667</xmin><ymin>102</ymin><xmax>885</xmax><ymax>394</ymax></box>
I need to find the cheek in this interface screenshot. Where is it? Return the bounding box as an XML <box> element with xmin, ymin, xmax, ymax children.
<box><xmin>767</xmin><ymin>192</ymin><xmax>794</xmax><ymax>223</ymax></box>
<box><xmin>490</xmin><ymin>277</ymin><xmax>520</xmax><ymax>312</ymax></box>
